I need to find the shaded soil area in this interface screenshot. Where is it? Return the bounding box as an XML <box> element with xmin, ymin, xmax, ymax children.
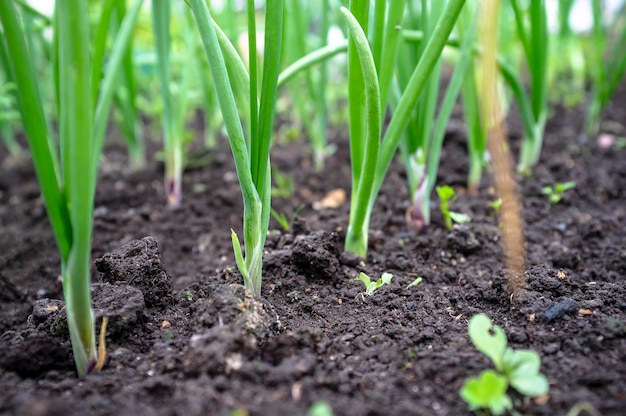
<box><xmin>0</xmin><ymin>89</ymin><xmax>625</xmax><ymax>416</ymax></box>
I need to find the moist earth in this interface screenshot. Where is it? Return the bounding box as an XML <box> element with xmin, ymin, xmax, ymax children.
<box><xmin>0</xmin><ymin>90</ymin><xmax>625</xmax><ymax>415</ymax></box>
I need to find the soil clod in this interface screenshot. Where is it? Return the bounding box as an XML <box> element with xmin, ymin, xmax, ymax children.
<box><xmin>95</xmin><ymin>236</ymin><xmax>172</xmax><ymax>308</ymax></box>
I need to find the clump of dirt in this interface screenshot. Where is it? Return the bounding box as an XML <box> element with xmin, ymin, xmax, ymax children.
<box><xmin>95</xmin><ymin>236</ymin><xmax>172</xmax><ymax>308</ymax></box>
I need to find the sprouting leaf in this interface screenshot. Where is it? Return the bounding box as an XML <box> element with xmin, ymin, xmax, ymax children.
<box><xmin>489</xmin><ymin>197</ymin><xmax>503</xmax><ymax>213</ymax></box>
<box><xmin>308</xmin><ymin>400</ymin><xmax>335</xmax><ymax>416</ymax></box>
<box><xmin>502</xmin><ymin>348</ymin><xmax>540</xmax><ymax>376</ymax></box>
<box><xmin>357</xmin><ymin>272</ymin><xmax>372</xmax><ymax>287</ymax></box>
<box><xmin>231</xmin><ymin>229</ymin><xmax>248</xmax><ymax>282</ymax></box>
<box><xmin>380</xmin><ymin>272</ymin><xmax>392</xmax><ymax>285</ymax></box>
<box><xmin>502</xmin><ymin>349</ymin><xmax>549</xmax><ymax>397</ymax></box>
<box><xmin>436</xmin><ymin>185</ymin><xmax>456</xmax><ymax>202</ymax></box>
<box><xmin>436</xmin><ymin>185</ymin><xmax>470</xmax><ymax>229</ymax></box>
<box><xmin>449</xmin><ymin>211</ymin><xmax>471</xmax><ymax>224</ymax></box>
<box><xmin>406</xmin><ymin>276</ymin><xmax>423</xmax><ymax>289</ymax></box>
<box><xmin>270</xmin><ymin>208</ymin><xmax>289</xmax><ymax>230</ymax></box>
<box><xmin>463</xmin><ymin>313</ymin><xmax>550</xmax><ymax>414</ymax></box>
<box><xmin>460</xmin><ymin>370</ymin><xmax>512</xmax><ymax>415</ymax></box>
<box><xmin>510</xmin><ymin>372</ymin><xmax>549</xmax><ymax>397</ymax></box>
<box><xmin>468</xmin><ymin>313</ymin><xmax>507</xmax><ymax>370</ymax></box>
<box><xmin>556</xmin><ymin>181</ymin><xmax>576</xmax><ymax>193</ymax></box>
<box><xmin>356</xmin><ymin>272</ymin><xmax>393</xmax><ymax>296</ymax></box>
<box><xmin>541</xmin><ymin>181</ymin><xmax>576</xmax><ymax>204</ymax></box>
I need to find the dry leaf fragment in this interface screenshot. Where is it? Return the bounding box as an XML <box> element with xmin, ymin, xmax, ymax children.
<box><xmin>313</xmin><ymin>188</ymin><xmax>346</xmax><ymax>210</ymax></box>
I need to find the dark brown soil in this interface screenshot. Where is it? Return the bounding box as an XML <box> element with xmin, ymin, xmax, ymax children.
<box><xmin>0</xmin><ymin>87</ymin><xmax>625</xmax><ymax>416</ymax></box>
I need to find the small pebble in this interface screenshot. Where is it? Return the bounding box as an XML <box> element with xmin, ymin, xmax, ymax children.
<box><xmin>543</xmin><ymin>297</ymin><xmax>578</xmax><ymax>323</ymax></box>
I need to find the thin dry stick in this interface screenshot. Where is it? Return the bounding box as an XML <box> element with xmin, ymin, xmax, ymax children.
<box><xmin>480</xmin><ymin>0</ymin><xmax>526</xmax><ymax>294</ymax></box>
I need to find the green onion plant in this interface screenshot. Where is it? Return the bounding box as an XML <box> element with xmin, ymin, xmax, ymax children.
<box><xmin>0</xmin><ymin>0</ymin><xmax>143</xmax><ymax>377</ymax></box>
<box><xmin>0</xmin><ymin>1</ymin><xmax>51</xmax><ymax>157</ymax></box>
<box><xmin>341</xmin><ymin>0</ymin><xmax>465</xmax><ymax>257</ymax></box>
<box><xmin>192</xmin><ymin>14</ymin><xmax>221</xmax><ymax>150</ymax></box>
<box><xmin>152</xmin><ymin>1</ymin><xmax>184</xmax><ymax>207</ymax></box>
<box><xmin>340</xmin><ymin>0</ymin><xmax>466</xmax><ymax>257</ymax></box>
<box><xmin>89</xmin><ymin>1</ymin><xmax>146</xmax><ymax>168</ymax></box>
<box><xmin>459</xmin><ymin>1</ymin><xmax>487</xmax><ymax>194</ymax></box>
<box><xmin>548</xmin><ymin>0</ymin><xmax>585</xmax><ymax>107</ymax></box>
<box><xmin>282</xmin><ymin>0</ymin><xmax>332</xmax><ymax>171</ymax></box>
<box><xmin>583</xmin><ymin>0</ymin><xmax>626</xmax><ymax>139</ymax></box>
<box><xmin>396</xmin><ymin>0</ymin><xmax>478</xmax><ymax>231</ymax></box>
<box><xmin>188</xmin><ymin>0</ymin><xmax>284</xmax><ymax>296</ymax></box>
<box><xmin>110</xmin><ymin>0</ymin><xmax>144</xmax><ymax>167</ymax></box>
<box><xmin>504</xmin><ymin>0</ymin><xmax>549</xmax><ymax>175</ymax></box>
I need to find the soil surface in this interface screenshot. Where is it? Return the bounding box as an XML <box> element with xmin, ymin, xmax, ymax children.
<box><xmin>0</xmin><ymin>86</ymin><xmax>625</xmax><ymax>416</ymax></box>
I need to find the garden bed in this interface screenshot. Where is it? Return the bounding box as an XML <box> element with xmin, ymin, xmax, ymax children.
<box><xmin>0</xmin><ymin>89</ymin><xmax>625</xmax><ymax>415</ymax></box>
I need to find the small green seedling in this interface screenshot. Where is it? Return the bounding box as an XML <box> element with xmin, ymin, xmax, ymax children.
<box><xmin>488</xmin><ymin>198</ymin><xmax>504</xmax><ymax>228</ymax></box>
<box><xmin>461</xmin><ymin>369</ymin><xmax>512</xmax><ymax>416</ymax></box>
<box><xmin>271</xmin><ymin>168</ymin><xmax>295</xmax><ymax>198</ymax></box>
<box><xmin>488</xmin><ymin>197</ymin><xmax>503</xmax><ymax>215</ymax></box>
<box><xmin>406</xmin><ymin>276</ymin><xmax>423</xmax><ymax>289</ymax></box>
<box><xmin>307</xmin><ymin>401</ymin><xmax>335</xmax><ymax>416</ymax></box>
<box><xmin>460</xmin><ymin>313</ymin><xmax>549</xmax><ymax>415</ymax></box>
<box><xmin>270</xmin><ymin>205</ymin><xmax>304</xmax><ymax>231</ymax></box>
<box><xmin>181</xmin><ymin>289</ymin><xmax>194</xmax><ymax>302</ymax></box>
<box><xmin>540</xmin><ymin>181</ymin><xmax>576</xmax><ymax>204</ymax></box>
<box><xmin>355</xmin><ymin>272</ymin><xmax>392</xmax><ymax>297</ymax></box>
<box><xmin>436</xmin><ymin>185</ymin><xmax>471</xmax><ymax>230</ymax></box>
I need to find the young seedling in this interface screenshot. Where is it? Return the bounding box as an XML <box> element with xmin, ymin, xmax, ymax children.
<box><xmin>461</xmin><ymin>369</ymin><xmax>512</xmax><ymax>416</ymax></box>
<box><xmin>307</xmin><ymin>401</ymin><xmax>335</xmax><ymax>416</ymax></box>
<box><xmin>541</xmin><ymin>181</ymin><xmax>576</xmax><ymax>204</ymax></box>
<box><xmin>270</xmin><ymin>205</ymin><xmax>304</xmax><ymax>232</ymax></box>
<box><xmin>271</xmin><ymin>168</ymin><xmax>295</xmax><ymax>199</ymax></box>
<box><xmin>436</xmin><ymin>185</ymin><xmax>471</xmax><ymax>230</ymax></box>
<box><xmin>355</xmin><ymin>272</ymin><xmax>392</xmax><ymax>297</ymax></box>
<box><xmin>460</xmin><ymin>313</ymin><xmax>549</xmax><ymax>415</ymax></box>
<box><xmin>488</xmin><ymin>197</ymin><xmax>503</xmax><ymax>215</ymax></box>
<box><xmin>406</xmin><ymin>276</ymin><xmax>423</xmax><ymax>289</ymax></box>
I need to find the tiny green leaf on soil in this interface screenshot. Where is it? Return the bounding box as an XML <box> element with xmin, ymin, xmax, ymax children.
<box><xmin>436</xmin><ymin>185</ymin><xmax>471</xmax><ymax>230</ymax></box>
<box><xmin>356</xmin><ymin>272</ymin><xmax>392</xmax><ymax>296</ymax></box>
<box><xmin>460</xmin><ymin>369</ymin><xmax>512</xmax><ymax>415</ymax></box>
<box><xmin>406</xmin><ymin>276</ymin><xmax>423</xmax><ymax>289</ymax></box>
<box><xmin>541</xmin><ymin>181</ymin><xmax>576</xmax><ymax>204</ymax></box>
<box><xmin>307</xmin><ymin>401</ymin><xmax>335</xmax><ymax>416</ymax></box>
<box><xmin>468</xmin><ymin>313</ymin><xmax>508</xmax><ymax>370</ymax></box>
<box><xmin>463</xmin><ymin>313</ymin><xmax>550</xmax><ymax>414</ymax></box>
